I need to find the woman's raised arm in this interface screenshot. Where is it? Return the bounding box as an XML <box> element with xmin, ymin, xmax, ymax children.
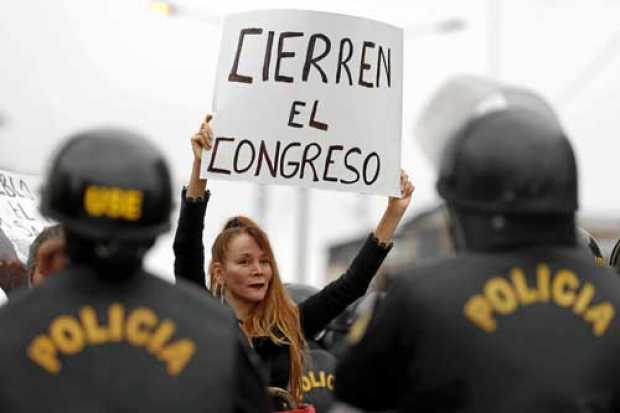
<box><xmin>299</xmin><ymin>171</ymin><xmax>414</xmax><ymax>338</ymax></box>
<box><xmin>373</xmin><ymin>170</ymin><xmax>415</xmax><ymax>245</ymax></box>
<box><xmin>173</xmin><ymin>114</ymin><xmax>214</xmax><ymax>290</ymax></box>
<box><xmin>186</xmin><ymin>114</ymin><xmax>213</xmax><ymax>199</ymax></box>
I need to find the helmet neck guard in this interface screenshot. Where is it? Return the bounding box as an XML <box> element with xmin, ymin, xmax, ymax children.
<box><xmin>65</xmin><ymin>229</ymin><xmax>150</xmax><ymax>280</ymax></box>
<box><xmin>449</xmin><ymin>206</ymin><xmax>576</xmax><ymax>252</ymax></box>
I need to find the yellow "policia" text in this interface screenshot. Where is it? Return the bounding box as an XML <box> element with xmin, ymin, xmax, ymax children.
<box><xmin>27</xmin><ymin>304</ymin><xmax>196</xmax><ymax>376</ymax></box>
<box><xmin>302</xmin><ymin>370</ymin><xmax>335</xmax><ymax>393</ymax></box>
<box><xmin>464</xmin><ymin>264</ymin><xmax>615</xmax><ymax>336</ymax></box>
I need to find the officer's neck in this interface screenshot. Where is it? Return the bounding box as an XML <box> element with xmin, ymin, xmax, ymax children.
<box><xmin>65</xmin><ymin>231</ymin><xmax>146</xmax><ymax>280</ymax></box>
<box><xmin>453</xmin><ymin>209</ymin><xmax>576</xmax><ymax>252</ymax></box>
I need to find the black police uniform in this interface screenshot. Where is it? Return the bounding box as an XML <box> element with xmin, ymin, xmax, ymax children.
<box><xmin>336</xmin><ymin>84</ymin><xmax>620</xmax><ymax>412</ymax></box>
<box><xmin>0</xmin><ymin>128</ymin><xmax>269</xmax><ymax>412</ymax></box>
<box><xmin>0</xmin><ymin>266</ymin><xmax>266</xmax><ymax>412</ymax></box>
<box><xmin>302</xmin><ymin>348</ymin><xmax>337</xmax><ymax>413</ymax></box>
<box><xmin>336</xmin><ymin>247</ymin><xmax>620</xmax><ymax>412</ymax></box>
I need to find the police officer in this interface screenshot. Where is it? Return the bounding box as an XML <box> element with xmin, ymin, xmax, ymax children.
<box><xmin>0</xmin><ymin>129</ymin><xmax>268</xmax><ymax>412</ymax></box>
<box><xmin>285</xmin><ymin>283</ymin><xmax>336</xmax><ymax>413</ymax></box>
<box><xmin>335</xmin><ymin>79</ymin><xmax>620</xmax><ymax>412</ymax></box>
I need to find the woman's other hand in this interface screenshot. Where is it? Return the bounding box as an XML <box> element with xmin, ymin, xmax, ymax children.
<box><xmin>387</xmin><ymin>170</ymin><xmax>415</xmax><ymax>216</ymax></box>
<box><xmin>373</xmin><ymin>170</ymin><xmax>415</xmax><ymax>245</ymax></box>
<box><xmin>187</xmin><ymin>113</ymin><xmax>214</xmax><ymax>198</ymax></box>
<box><xmin>191</xmin><ymin>114</ymin><xmax>214</xmax><ymax>160</ymax></box>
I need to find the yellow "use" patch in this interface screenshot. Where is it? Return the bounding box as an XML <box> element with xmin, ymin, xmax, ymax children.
<box><xmin>83</xmin><ymin>185</ymin><xmax>143</xmax><ymax>221</ymax></box>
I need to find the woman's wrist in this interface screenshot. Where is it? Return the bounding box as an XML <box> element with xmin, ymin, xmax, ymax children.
<box><xmin>370</xmin><ymin>232</ymin><xmax>394</xmax><ymax>250</ymax></box>
<box><xmin>186</xmin><ymin>158</ymin><xmax>207</xmax><ymax>198</ymax></box>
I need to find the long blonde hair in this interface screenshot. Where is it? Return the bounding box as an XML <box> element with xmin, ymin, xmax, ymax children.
<box><xmin>208</xmin><ymin>216</ymin><xmax>307</xmax><ymax>403</ymax></box>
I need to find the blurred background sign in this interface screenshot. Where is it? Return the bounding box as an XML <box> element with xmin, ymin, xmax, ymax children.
<box><xmin>0</xmin><ymin>169</ymin><xmax>51</xmax><ymax>263</ymax></box>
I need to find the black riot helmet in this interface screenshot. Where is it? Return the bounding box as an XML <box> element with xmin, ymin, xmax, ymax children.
<box><xmin>437</xmin><ymin>107</ymin><xmax>577</xmax><ymax>214</ymax></box>
<box><xmin>284</xmin><ymin>283</ymin><xmax>319</xmax><ymax>305</ymax></box>
<box><xmin>609</xmin><ymin>239</ymin><xmax>620</xmax><ymax>274</ymax></box>
<box><xmin>577</xmin><ymin>227</ymin><xmax>605</xmax><ymax>266</ymax></box>
<box><xmin>322</xmin><ymin>292</ymin><xmax>380</xmax><ymax>354</ymax></box>
<box><xmin>424</xmin><ymin>79</ymin><xmax>578</xmax><ymax>251</ymax></box>
<box><xmin>41</xmin><ymin>128</ymin><xmax>173</xmax><ymax>248</ymax></box>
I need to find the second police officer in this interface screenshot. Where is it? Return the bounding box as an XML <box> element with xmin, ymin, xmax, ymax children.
<box><xmin>335</xmin><ymin>77</ymin><xmax>620</xmax><ymax>412</ymax></box>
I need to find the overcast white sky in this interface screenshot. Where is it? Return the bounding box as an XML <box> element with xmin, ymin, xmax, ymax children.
<box><xmin>1</xmin><ymin>0</ymin><xmax>619</xmax><ymax>285</ymax></box>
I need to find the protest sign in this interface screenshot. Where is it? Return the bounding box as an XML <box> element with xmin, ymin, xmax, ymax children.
<box><xmin>205</xmin><ymin>9</ymin><xmax>403</xmax><ymax>196</ymax></box>
<box><xmin>0</xmin><ymin>169</ymin><xmax>52</xmax><ymax>263</ymax></box>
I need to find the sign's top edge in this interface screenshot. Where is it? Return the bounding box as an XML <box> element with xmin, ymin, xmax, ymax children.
<box><xmin>224</xmin><ymin>9</ymin><xmax>404</xmax><ymax>32</ymax></box>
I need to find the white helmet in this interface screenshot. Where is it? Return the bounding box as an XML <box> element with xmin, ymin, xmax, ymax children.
<box><xmin>414</xmin><ymin>75</ymin><xmax>559</xmax><ymax>171</ymax></box>
<box><xmin>0</xmin><ymin>287</ymin><xmax>7</xmax><ymax>306</ymax></box>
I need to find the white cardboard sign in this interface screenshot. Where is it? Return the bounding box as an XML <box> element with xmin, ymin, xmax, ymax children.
<box><xmin>204</xmin><ymin>9</ymin><xmax>403</xmax><ymax>196</ymax></box>
<box><xmin>0</xmin><ymin>169</ymin><xmax>52</xmax><ymax>263</ymax></box>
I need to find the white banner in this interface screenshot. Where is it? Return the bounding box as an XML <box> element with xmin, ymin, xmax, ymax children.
<box><xmin>0</xmin><ymin>169</ymin><xmax>52</xmax><ymax>263</ymax></box>
<box><xmin>204</xmin><ymin>9</ymin><xmax>403</xmax><ymax>196</ymax></box>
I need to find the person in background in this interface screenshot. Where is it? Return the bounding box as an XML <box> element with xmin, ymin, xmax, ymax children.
<box><xmin>0</xmin><ymin>226</ymin><xmax>28</xmax><ymax>293</ymax></box>
<box><xmin>174</xmin><ymin>114</ymin><xmax>414</xmax><ymax>408</ymax></box>
<box><xmin>335</xmin><ymin>78</ymin><xmax>620</xmax><ymax>412</ymax></box>
<box><xmin>0</xmin><ymin>260</ymin><xmax>27</xmax><ymax>294</ymax></box>
<box><xmin>0</xmin><ymin>226</ymin><xmax>17</xmax><ymax>263</ymax></box>
<box><xmin>26</xmin><ymin>224</ymin><xmax>67</xmax><ymax>286</ymax></box>
<box><xmin>0</xmin><ymin>128</ymin><xmax>268</xmax><ymax>413</ymax></box>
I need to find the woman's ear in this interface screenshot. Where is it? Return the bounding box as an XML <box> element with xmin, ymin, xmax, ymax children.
<box><xmin>212</xmin><ymin>261</ymin><xmax>224</xmax><ymax>285</ymax></box>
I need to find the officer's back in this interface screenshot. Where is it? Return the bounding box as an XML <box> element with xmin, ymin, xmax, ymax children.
<box><xmin>0</xmin><ymin>267</ymin><xmax>245</xmax><ymax>412</ymax></box>
<box><xmin>386</xmin><ymin>246</ymin><xmax>620</xmax><ymax>411</ymax></box>
<box><xmin>335</xmin><ymin>80</ymin><xmax>620</xmax><ymax>412</ymax></box>
<box><xmin>0</xmin><ymin>129</ymin><xmax>267</xmax><ymax>412</ymax></box>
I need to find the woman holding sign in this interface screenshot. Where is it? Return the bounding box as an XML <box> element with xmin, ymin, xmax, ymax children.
<box><xmin>173</xmin><ymin>114</ymin><xmax>414</xmax><ymax>407</ymax></box>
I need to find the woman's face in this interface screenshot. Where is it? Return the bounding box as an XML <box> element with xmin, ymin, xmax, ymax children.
<box><xmin>220</xmin><ymin>232</ymin><xmax>273</xmax><ymax>306</ymax></box>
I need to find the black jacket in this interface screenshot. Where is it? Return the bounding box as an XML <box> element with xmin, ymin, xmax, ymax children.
<box><xmin>335</xmin><ymin>246</ymin><xmax>620</xmax><ymax>412</ymax></box>
<box><xmin>0</xmin><ymin>265</ymin><xmax>269</xmax><ymax>413</ymax></box>
<box><xmin>173</xmin><ymin>189</ymin><xmax>390</xmax><ymax>391</ymax></box>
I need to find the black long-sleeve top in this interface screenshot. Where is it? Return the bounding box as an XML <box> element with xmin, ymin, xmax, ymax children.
<box><xmin>173</xmin><ymin>189</ymin><xmax>391</xmax><ymax>389</ymax></box>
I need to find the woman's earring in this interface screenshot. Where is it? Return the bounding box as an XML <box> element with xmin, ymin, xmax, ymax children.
<box><xmin>216</xmin><ymin>283</ymin><xmax>226</xmax><ymax>304</ymax></box>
